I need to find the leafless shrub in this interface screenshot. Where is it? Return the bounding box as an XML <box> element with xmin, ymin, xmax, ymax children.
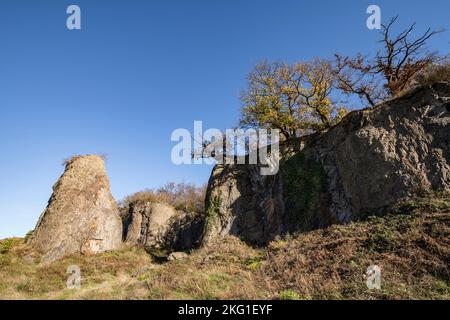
<box><xmin>121</xmin><ymin>182</ymin><xmax>207</xmax><ymax>214</ymax></box>
<box><xmin>334</xmin><ymin>16</ymin><xmax>444</xmax><ymax>107</ymax></box>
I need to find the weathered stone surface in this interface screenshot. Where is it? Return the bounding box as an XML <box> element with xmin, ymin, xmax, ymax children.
<box><xmin>124</xmin><ymin>202</ymin><xmax>204</xmax><ymax>251</ymax></box>
<box><xmin>125</xmin><ymin>202</ymin><xmax>177</xmax><ymax>247</ymax></box>
<box><xmin>201</xmin><ymin>83</ymin><xmax>450</xmax><ymax>245</ymax></box>
<box><xmin>201</xmin><ymin>164</ymin><xmax>284</xmax><ymax>246</ymax></box>
<box><xmin>303</xmin><ymin>83</ymin><xmax>450</xmax><ymax>223</ymax></box>
<box><xmin>29</xmin><ymin>155</ymin><xmax>123</xmax><ymax>262</ymax></box>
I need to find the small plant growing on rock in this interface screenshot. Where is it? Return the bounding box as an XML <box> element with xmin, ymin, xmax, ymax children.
<box><xmin>24</xmin><ymin>230</ymin><xmax>34</xmax><ymax>243</ymax></box>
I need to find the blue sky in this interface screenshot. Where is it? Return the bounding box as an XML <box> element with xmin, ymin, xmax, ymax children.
<box><xmin>0</xmin><ymin>0</ymin><xmax>449</xmax><ymax>238</ymax></box>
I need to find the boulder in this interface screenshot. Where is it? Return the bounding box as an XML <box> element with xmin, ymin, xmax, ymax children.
<box><xmin>201</xmin><ymin>83</ymin><xmax>450</xmax><ymax>245</ymax></box>
<box><xmin>124</xmin><ymin>202</ymin><xmax>204</xmax><ymax>251</ymax></box>
<box><xmin>29</xmin><ymin>155</ymin><xmax>123</xmax><ymax>262</ymax></box>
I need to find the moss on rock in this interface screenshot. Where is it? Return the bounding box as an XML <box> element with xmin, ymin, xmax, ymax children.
<box><xmin>280</xmin><ymin>152</ymin><xmax>327</xmax><ymax>231</ymax></box>
<box><xmin>203</xmin><ymin>193</ymin><xmax>223</xmax><ymax>238</ymax></box>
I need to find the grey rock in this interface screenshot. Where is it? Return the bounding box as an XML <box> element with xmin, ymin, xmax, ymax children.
<box><xmin>201</xmin><ymin>164</ymin><xmax>284</xmax><ymax>246</ymax></box>
<box><xmin>124</xmin><ymin>202</ymin><xmax>204</xmax><ymax>251</ymax></box>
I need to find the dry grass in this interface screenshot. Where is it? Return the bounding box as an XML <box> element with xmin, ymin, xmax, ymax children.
<box><xmin>62</xmin><ymin>154</ymin><xmax>108</xmax><ymax>167</ymax></box>
<box><xmin>413</xmin><ymin>61</ymin><xmax>450</xmax><ymax>86</ymax></box>
<box><xmin>0</xmin><ymin>238</ymin><xmax>263</xmax><ymax>300</ymax></box>
<box><xmin>262</xmin><ymin>194</ymin><xmax>450</xmax><ymax>299</ymax></box>
<box><xmin>1</xmin><ymin>192</ymin><xmax>449</xmax><ymax>300</ymax></box>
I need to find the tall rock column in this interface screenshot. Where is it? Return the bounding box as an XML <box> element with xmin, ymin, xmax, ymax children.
<box><xmin>29</xmin><ymin>155</ymin><xmax>123</xmax><ymax>262</ymax></box>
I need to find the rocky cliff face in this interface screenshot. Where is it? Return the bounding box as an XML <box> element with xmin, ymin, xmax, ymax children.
<box><xmin>201</xmin><ymin>83</ymin><xmax>450</xmax><ymax>245</ymax></box>
<box><xmin>123</xmin><ymin>202</ymin><xmax>204</xmax><ymax>251</ymax></box>
<box><xmin>201</xmin><ymin>165</ymin><xmax>285</xmax><ymax>246</ymax></box>
<box><xmin>29</xmin><ymin>155</ymin><xmax>123</xmax><ymax>262</ymax></box>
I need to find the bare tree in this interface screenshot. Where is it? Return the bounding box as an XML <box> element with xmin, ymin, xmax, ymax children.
<box><xmin>191</xmin><ymin>135</ymin><xmax>227</xmax><ymax>162</ymax></box>
<box><xmin>335</xmin><ymin>16</ymin><xmax>443</xmax><ymax>107</ymax></box>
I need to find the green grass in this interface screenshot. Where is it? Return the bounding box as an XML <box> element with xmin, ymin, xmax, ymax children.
<box><xmin>279</xmin><ymin>289</ymin><xmax>302</xmax><ymax>300</ymax></box>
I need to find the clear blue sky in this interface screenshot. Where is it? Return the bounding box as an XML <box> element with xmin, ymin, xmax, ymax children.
<box><xmin>0</xmin><ymin>0</ymin><xmax>449</xmax><ymax>238</ymax></box>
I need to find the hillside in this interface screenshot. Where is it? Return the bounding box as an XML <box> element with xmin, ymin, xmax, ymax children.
<box><xmin>1</xmin><ymin>192</ymin><xmax>448</xmax><ymax>300</ymax></box>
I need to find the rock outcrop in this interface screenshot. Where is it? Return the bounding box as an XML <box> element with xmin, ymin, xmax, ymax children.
<box><xmin>201</xmin><ymin>83</ymin><xmax>450</xmax><ymax>245</ymax></box>
<box><xmin>201</xmin><ymin>165</ymin><xmax>284</xmax><ymax>246</ymax></box>
<box><xmin>123</xmin><ymin>202</ymin><xmax>204</xmax><ymax>251</ymax></box>
<box><xmin>29</xmin><ymin>155</ymin><xmax>123</xmax><ymax>262</ymax></box>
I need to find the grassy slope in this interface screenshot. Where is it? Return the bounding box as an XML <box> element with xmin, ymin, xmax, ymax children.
<box><xmin>0</xmin><ymin>192</ymin><xmax>449</xmax><ymax>300</ymax></box>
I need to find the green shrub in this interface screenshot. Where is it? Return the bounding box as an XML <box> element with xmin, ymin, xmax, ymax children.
<box><xmin>279</xmin><ymin>289</ymin><xmax>302</xmax><ymax>300</ymax></box>
<box><xmin>243</xmin><ymin>254</ymin><xmax>264</xmax><ymax>270</ymax></box>
<box><xmin>0</xmin><ymin>238</ymin><xmax>21</xmax><ymax>254</ymax></box>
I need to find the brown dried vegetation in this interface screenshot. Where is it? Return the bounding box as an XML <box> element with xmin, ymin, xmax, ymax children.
<box><xmin>0</xmin><ymin>192</ymin><xmax>448</xmax><ymax>299</ymax></box>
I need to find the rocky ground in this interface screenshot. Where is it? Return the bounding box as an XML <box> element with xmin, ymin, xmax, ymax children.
<box><xmin>1</xmin><ymin>192</ymin><xmax>448</xmax><ymax>300</ymax></box>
